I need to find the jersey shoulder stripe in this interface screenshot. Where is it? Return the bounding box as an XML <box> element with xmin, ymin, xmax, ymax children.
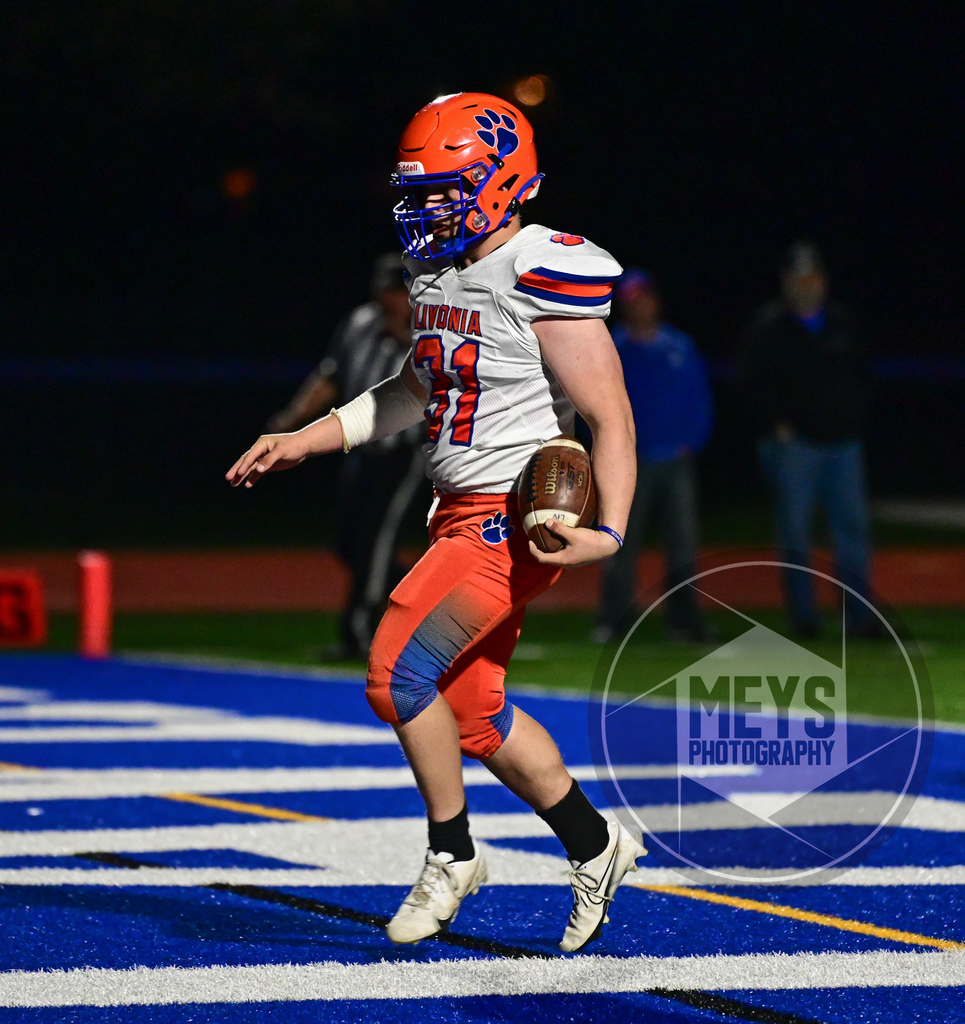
<box><xmin>507</xmin><ymin>225</ymin><xmax>623</xmax><ymax>316</ymax></box>
<box><xmin>518</xmin><ymin>272</ymin><xmax>614</xmax><ymax>303</ymax></box>
<box><xmin>522</xmin><ymin>265</ymin><xmax>622</xmax><ymax>286</ymax></box>
<box><xmin>514</xmin><ymin>267</ymin><xmax>616</xmax><ymax>306</ymax></box>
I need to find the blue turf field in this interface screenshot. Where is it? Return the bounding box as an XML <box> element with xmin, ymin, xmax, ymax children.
<box><xmin>0</xmin><ymin>654</ymin><xmax>962</xmax><ymax>1022</ymax></box>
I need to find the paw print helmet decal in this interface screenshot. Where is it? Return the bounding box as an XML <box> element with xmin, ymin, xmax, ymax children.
<box><xmin>391</xmin><ymin>92</ymin><xmax>543</xmax><ymax>260</ymax></box>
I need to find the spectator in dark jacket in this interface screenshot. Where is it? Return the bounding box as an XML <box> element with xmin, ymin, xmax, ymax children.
<box><xmin>595</xmin><ymin>270</ymin><xmax>714</xmax><ymax>642</ymax></box>
<box><xmin>738</xmin><ymin>242</ymin><xmax>873</xmax><ymax>636</ymax></box>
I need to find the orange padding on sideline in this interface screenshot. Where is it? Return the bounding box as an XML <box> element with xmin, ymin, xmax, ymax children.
<box><xmin>78</xmin><ymin>551</ymin><xmax>112</xmax><ymax>658</ymax></box>
<box><xmin>0</xmin><ymin>547</ymin><xmax>964</xmax><ymax>613</ymax></box>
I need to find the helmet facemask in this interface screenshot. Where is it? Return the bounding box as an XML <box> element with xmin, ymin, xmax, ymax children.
<box><xmin>392</xmin><ymin>158</ymin><xmax>541</xmax><ymax>260</ymax></box>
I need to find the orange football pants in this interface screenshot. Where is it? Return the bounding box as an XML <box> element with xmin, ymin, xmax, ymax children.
<box><xmin>366</xmin><ymin>493</ymin><xmax>562</xmax><ymax>759</ymax></box>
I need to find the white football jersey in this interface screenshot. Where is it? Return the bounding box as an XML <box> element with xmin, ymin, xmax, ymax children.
<box><xmin>403</xmin><ymin>224</ymin><xmax>622</xmax><ymax>493</ymax></box>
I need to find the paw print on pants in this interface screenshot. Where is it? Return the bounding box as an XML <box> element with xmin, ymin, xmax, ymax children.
<box><xmin>475</xmin><ymin>109</ymin><xmax>519</xmax><ymax>155</ymax></box>
<box><xmin>481</xmin><ymin>510</ymin><xmax>515</xmax><ymax>544</ymax></box>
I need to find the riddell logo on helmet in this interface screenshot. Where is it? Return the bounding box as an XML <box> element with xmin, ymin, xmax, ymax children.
<box><xmin>396</xmin><ymin>161</ymin><xmax>425</xmax><ymax>175</ymax></box>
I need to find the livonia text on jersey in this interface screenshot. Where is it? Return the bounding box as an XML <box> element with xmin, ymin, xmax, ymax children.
<box><xmin>413</xmin><ymin>303</ymin><xmax>483</xmax><ymax>337</ymax></box>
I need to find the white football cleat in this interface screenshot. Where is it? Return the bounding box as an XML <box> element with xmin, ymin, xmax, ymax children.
<box><xmin>559</xmin><ymin>820</ymin><xmax>646</xmax><ymax>953</ymax></box>
<box><xmin>386</xmin><ymin>846</ymin><xmax>488</xmax><ymax>945</ymax></box>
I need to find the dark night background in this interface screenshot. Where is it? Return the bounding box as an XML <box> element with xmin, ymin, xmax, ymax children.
<box><xmin>2</xmin><ymin>2</ymin><xmax>962</xmax><ymax>548</ymax></box>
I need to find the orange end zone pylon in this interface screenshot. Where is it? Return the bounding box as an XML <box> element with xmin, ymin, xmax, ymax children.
<box><xmin>78</xmin><ymin>550</ymin><xmax>112</xmax><ymax>658</ymax></box>
<box><xmin>0</xmin><ymin>571</ymin><xmax>48</xmax><ymax>647</ymax></box>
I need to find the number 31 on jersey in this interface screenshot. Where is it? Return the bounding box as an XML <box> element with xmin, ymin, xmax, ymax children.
<box><xmin>413</xmin><ymin>334</ymin><xmax>481</xmax><ymax>447</ymax></box>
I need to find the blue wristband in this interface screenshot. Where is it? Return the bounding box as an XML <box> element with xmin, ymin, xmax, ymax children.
<box><xmin>597</xmin><ymin>525</ymin><xmax>624</xmax><ymax>548</ymax></box>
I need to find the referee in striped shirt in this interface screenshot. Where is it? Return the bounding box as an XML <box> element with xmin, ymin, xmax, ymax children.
<box><xmin>268</xmin><ymin>254</ymin><xmax>428</xmax><ymax>659</ymax></box>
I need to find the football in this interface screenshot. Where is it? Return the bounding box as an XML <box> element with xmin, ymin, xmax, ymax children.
<box><xmin>518</xmin><ymin>437</ymin><xmax>597</xmax><ymax>553</ymax></box>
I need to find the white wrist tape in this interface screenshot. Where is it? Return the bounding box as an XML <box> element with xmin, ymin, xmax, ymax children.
<box><xmin>333</xmin><ymin>374</ymin><xmax>426</xmax><ymax>452</ymax></box>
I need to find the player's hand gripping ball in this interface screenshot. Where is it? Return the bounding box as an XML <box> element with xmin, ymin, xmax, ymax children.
<box><xmin>518</xmin><ymin>438</ymin><xmax>597</xmax><ymax>553</ymax></box>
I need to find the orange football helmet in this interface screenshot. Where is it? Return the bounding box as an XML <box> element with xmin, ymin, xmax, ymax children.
<box><xmin>391</xmin><ymin>92</ymin><xmax>542</xmax><ymax>259</ymax></box>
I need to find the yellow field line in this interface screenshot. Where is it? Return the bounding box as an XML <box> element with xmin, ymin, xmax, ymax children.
<box><xmin>636</xmin><ymin>883</ymin><xmax>965</xmax><ymax>951</ymax></box>
<box><xmin>162</xmin><ymin>792</ymin><xmax>330</xmax><ymax>823</ymax></box>
<box><xmin>0</xmin><ymin>758</ymin><xmax>332</xmax><ymax>821</ymax></box>
<box><xmin>7</xmin><ymin>754</ymin><xmax>960</xmax><ymax>952</ymax></box>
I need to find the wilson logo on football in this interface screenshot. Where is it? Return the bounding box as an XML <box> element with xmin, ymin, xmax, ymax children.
<box><xmin>474</xmin><ymin>110</ymin><xmax>519</xmax><ymax>154</ymax></box>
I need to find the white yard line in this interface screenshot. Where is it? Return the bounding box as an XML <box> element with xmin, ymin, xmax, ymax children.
<box><xmin>0</xmin><ymin>763</ymin><xmax>751</xmax><ymax>802</ymax></box>
<box><xmin>624</xmin><ymin>793</ymin><xmax>965</xmax><ymax>833</ymax></box>
<box><xmin>1</xmin><ymin>950</ymin><xmax>963</xmax><ymax>1007</ymax></box>
<box><xmin>0</xmin><ymin>702</ymin><xmax>232</xmax><ymax>722</ymax></box>
<box><xmin>0</xmin><ymin>868</ymin><xmax>335</xmax><ymax>887</ymax></box>
<box><xmin>0</xmin><ymin>820</ymin><xmax>363</xmax><ymax>860</ymax></box>
<box><xmin>1</xmin><ymin>818</ymin><xmax>963</xmax><ymax>887</ymax></box>
<box><xmin>1</xmin><ymin>799</ymin><xmax>963</xmax><ymax>863</ymax></box>
<box><xmin>0</xmin><ymin>720</ymin><xmax>395</xmax><ymax>745</ymax></box>
<box><xmin>2</xmin><ymin>862</ymin><xmax>965</xmax><ymax>889</ymax></box>
<box><xmin>0</xmin><ymin>698</ymin><xmax>395</xmax><ymax>745</ymax></box>
<box><xmin>0</xmin><ymin>845</ymin><xmax>570</xmax><ymax>887</ymax></box>
<box><xmin>0</xmin><ymin>821</ymin><xmax>568</xmax><ymax>885</ymax></box>
<box><xmin>639</xmin><ymin>865</ymin><xmax>965</xmax><ymax>887</ymax></box>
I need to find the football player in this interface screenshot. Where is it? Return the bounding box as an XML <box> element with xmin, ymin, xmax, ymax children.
<box><xmin>227</xmin><ymin>92</ymin><xmax>644</xmax><ymax>952</ymax></box>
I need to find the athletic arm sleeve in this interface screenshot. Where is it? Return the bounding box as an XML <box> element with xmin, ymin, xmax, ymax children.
<box><xmin>333</xmin><ymin>373</ymin><xmax>426</xmax><ymax>452</ymax></box>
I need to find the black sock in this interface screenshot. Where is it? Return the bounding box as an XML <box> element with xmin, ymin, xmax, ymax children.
<box><xmin>428</xmin><ymin>804</ymin><xmax>475</xmax><ymax>862</ymax></box>
<box><xmin>537</xmin><ymin>779</ymin><xmax>610</xmax><ymax>865</ymax></box>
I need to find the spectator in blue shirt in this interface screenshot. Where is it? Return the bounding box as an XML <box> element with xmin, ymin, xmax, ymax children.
<box><xmin>595</xmin><ymin>270</ymin><xmax>714</xmax><ymax>642</ymax></box>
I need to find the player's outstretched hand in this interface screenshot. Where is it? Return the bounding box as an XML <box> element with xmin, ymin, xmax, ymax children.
<box><xmin>528</xmin><ymin>519</ymin><xmax>621</xmax><ymax>568</ymax></box>
<box><xmin>227</xmin><ymin>413</ymin><xmax>345</xmax><ymax>488</ymax></box>
<box><xmin>225</xmin><ymin>432</ymin><xmax>314</xmax><ymax>488</ymax></box>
